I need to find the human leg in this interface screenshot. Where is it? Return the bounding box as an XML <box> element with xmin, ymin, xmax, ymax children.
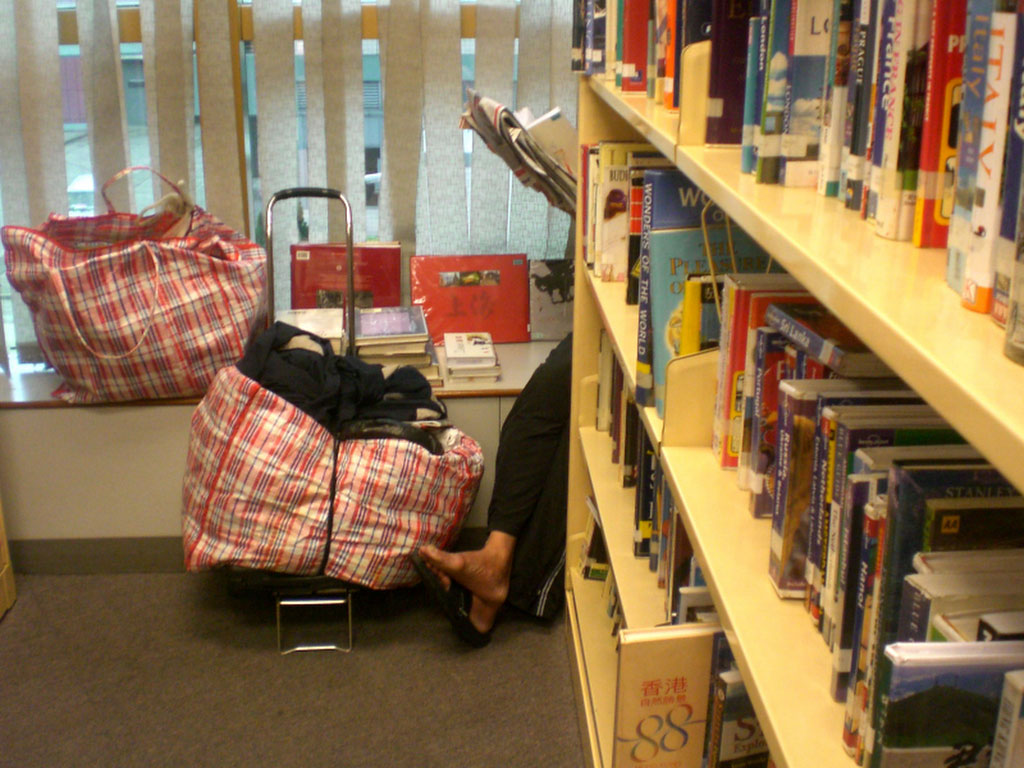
<box><xmin>417</xmin><ymin>333</ymin><xmax>573</xmax><ymax>638</ymax></box>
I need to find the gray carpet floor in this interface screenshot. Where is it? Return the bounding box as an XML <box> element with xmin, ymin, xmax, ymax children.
<box><xmin>0</xmin><ymin>572</ymin><xmax>584</xmax><ymax>768</ymax></box>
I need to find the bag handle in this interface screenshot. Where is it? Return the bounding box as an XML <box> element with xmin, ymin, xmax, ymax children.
<box><xmin>47</xmin><ymin>242</ymin><xmax>163</xmax><ymax>360</ymax></box>
<box><xmin>101</xmin><ymin>166</ymin><xmax>194</xmax><ymax>226</ymax></box>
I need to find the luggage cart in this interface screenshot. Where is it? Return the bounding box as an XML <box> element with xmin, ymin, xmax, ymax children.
<box><xmin>225</xmin><ymin>187</ymin><xmax>358</xmax><ymax>653</ymax></box>
<box><xmin>184</xmin><ymin>186</ymin><xmax>482</xmax><ymax>654</ymax></box>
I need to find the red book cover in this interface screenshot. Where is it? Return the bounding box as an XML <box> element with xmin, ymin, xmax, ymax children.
<box><xmin>621</xmin><ymin>0</ymin><xmax>650</xmax><ymax>91</ymax></box>
<box><xmin>912</xmin><ymin>0</ymin><xmax>967</xmax><ymax>248</ymax></box>
<box><xmin>290</xmin><ymin>241</ymin><xmax>402</xmax><ymax>309</ymax></box>
<box><xmin>410</xmin><ymin>254</ymin><xmax>531</xmax><ymax>344</ymax></box>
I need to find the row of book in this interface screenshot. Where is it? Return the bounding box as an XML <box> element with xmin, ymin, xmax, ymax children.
<box><xmin>707</xmin><ymin>276</ymin><xmax>1024</xmax><ymax>765</ymax></box>
<box><xmin>583</xmin><ymin>391</ymin><xmax>781</xmax><ymax>767</ymax></box>
<box><xmin>585</xmin><ymin>163</ymin><xmax>1024</xmax><ymax>763</ymax></box>
<box><xmin>573</xmin><ymin>0</ymin><xmax>1024</xmax><ymax>366</ymax></box>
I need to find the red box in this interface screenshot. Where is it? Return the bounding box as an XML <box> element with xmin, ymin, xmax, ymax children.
<box><xmin>410</xmin><ymin>254</ymin><xmax>531</xmax><ymax>344</ymax></box>
<box><xmin>290</xmin><ymin>242</ymin><xmax>402</xmax><ymax>309</ymax></box>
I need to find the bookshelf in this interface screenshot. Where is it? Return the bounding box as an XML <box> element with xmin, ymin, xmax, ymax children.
<box><xmin>564</xmin><ymin>74</ymin><xmax>1024</xmax><ymax>768</ymax></box>
<box><xmin>0</xmin><ymin>495</ymin><xmax>14</xmax><ymax>620</ymax></box>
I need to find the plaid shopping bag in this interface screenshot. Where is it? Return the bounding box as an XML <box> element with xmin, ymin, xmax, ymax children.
<box><xmin>1</xmin><ymin>167</ymin><xmax>266</xmax><ymax>404</ymax></box>
<box><xmin>182</xmin><ymin>365</ymin><xmax>484</xmax><ymax>589</ymax></box>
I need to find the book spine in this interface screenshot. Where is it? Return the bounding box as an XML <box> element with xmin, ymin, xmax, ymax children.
<box><xmin>990</xmin><ymin>672</ymin><xmax>1024</xmax><ymax>768</ymax></box>
<box><xmin>817</xmin><ymin>0</ymin><xmax>854</xmax><ymax>196</ymax></box>
<box><xmin>992</xmin><ymin>16</ymin><xmax>1024</xmax><ymax>327</ymax></box>
<box><xmin>756</xmin><ymin>0</ymin><xmax>793</xmax><ymax>183</ymax></box>
<box><xmin>627</xmin><ymin>166</ymin><xmax>647</xmax><ymax>304</ymax></box>
<box><xmin>841</xmin><ymin>495</ymin><xmax>883</xmax><ymax>752</ymax></box>
<box><xmin>742</xmin><ymin>17</ymin><xmax>765</xmax><ymax>173</ymax></box>
<box><xmin>621</xmin><ymin>0</ymin><xmax>650</xmax><ymax>90</ymax></box>
<box><xmin>912</xmin><ymin>0</ymin><xmax>966</xmax><ymax>248</ymax></box>
<box><xmin>723</xmin><ymin>288</ymin><xmax>757</xmax><ymax>469</ymax></box>
<box><xmin>769</xmin><ymin>391</ymin><xmax>817</xmax><ymax>597</ymax></box>
<box><xmin>946</xmin><ymin>0</ymin><xmax>996</xmax><ymax>296</ymax></box>
<box><xmin>864</xmin><ymin>0</ymin><xmax>900</xmax><ymax>225</ymax></box>
<box><xmin>805</xmin><ymin>409</ymin><xmax>836</xmax><ymax>617</ymax></box>
<box><xmin>779</xmin><ymin>0</ymin><xmax>833</xmax><ymax>187</ymax></box>
<box><xmin>813</xmin><ymin>409</ymin><xmax>843</xmax><ymax>626</ymax></box>
<box><xmin>894</xmin><ymin>577</ymin><xmax>931</xmax><ymax>641</ymax></box>
<box><xmin>663</xmin><ymin>0</ymin><xmax>678</xmax><ymax>108</ymax></box>
<box><xmin>892</xmin><ymin>0</ymin><xmax>933</xmax><ymax>241</ymax></box>
<box><xmin>764</xmin><ymin>301</ymin><xmax>835</xmax><ymax>368</ymax></box>
<box><xmin>706</xmin><ymin>0</ymin><xmax>757</xmax><ymax>145</ymax></box>
<box><xmin>963</xmin><ymin>11</ymin><xmax>1018</xmax><ymax>313</ymax></box>
<box><xmin>635</xmin><ymin>177</ymin><xmax>655</xmax><ymax>406</ymax></box>
<box><xmin>749</xmin><ymin>330</ymin><xmax>789</xmax><ymax>518</ymax></box>
<box><xmin>713</xmin><ymin>279</ymin><xmax>739</xmax><ymax>463</ymax></box>
<box><xmin>842</xmin><ymin>0</ymin><xmax>880</xmax><ymax>210</ymax></box>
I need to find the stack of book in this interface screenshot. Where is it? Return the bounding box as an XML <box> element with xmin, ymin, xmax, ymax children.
<box><xmin>443</xmin><ymin>332</ymin><xmax>501</xmax><ymax>384</ymax></box>
<box><xmin>354</xmin><ymin>305</ymin><xmax>441</xmax><ymax>387</ymax></box>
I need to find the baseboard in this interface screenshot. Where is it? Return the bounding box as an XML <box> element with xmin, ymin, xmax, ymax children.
<box><xmin>10</xmin><ymin>537</ymin><xmax>185</xmax><ymax>574</ymax></box>
<box><xmin>10</xmin><ymin>527</ymin><xmax>491</xmax><ymax>575</ymax></box>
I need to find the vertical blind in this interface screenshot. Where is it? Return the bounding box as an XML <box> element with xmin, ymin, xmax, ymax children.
<box><xmin>0</xmin><ymin>0</ymin><xmax>575</xmax><ymax>370</ymax></box>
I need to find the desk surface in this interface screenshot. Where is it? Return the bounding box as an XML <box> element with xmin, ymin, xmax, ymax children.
<box><xmin>0</xmin><ymin>340</ymin><xmax>564</xmax><ymax>408</ymax></box>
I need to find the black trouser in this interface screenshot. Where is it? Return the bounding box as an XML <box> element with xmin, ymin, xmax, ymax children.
<box><xmin>488</xmin><ymin>333</ymin><xmax>572</xmax><ymax>620</ymax></box>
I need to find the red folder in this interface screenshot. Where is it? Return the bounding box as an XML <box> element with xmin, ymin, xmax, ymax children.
<box><xmin>410</xmin><ymin>254</ymin><xmax>531</xmax><ymax>344</ymax></box>
<box><xmin>290</xmin><ymin>242</ymin><xmax>401</xmax><ymax>309</ymax></box>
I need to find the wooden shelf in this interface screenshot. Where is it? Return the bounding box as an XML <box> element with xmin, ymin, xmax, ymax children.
<box><xmin>580</xmin><ymin>425</ymin><xmax>668</xmax><ymax>630</ymax></box>
<box><xmin>568</xmin><ymin>74</ymin><xmax>1024</xmax><ymax>768</ymax></box>
<box><xmin>586</xmin><ymin>75</ymin><xmax>1024</xmax><ymax>496</ymax></box>
<box><xmin>661</xmin><ymin>446</ymin><xmax>849</xmax><ymax>768</ymax></box>
<box><xmin>568</xmin><ymin>569</ymin><xmax>619</xmax><ymax>768</ymax></box>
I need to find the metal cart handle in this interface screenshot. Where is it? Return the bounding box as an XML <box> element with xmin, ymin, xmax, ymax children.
<box><xmin>264</xmin><ymin>186</ymin><xmax>356</xmax><ymax>357</ymax></box>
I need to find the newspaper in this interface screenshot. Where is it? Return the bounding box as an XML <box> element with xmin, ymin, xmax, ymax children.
<box><xmin>460</xmin><ymin>88</ymin><xmax>577</xmax><ymax>215</ymax></box>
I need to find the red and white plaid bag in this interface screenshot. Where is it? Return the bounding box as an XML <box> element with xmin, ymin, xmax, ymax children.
<box><xmin>1</xmin><ymin>168</ymin><xmax>265</xmax><ymax>404</ymax></box>
<box><xmin>182</xmin><ymin>365</ymin><xmax>484</xmax><ymax>589</ymax></box>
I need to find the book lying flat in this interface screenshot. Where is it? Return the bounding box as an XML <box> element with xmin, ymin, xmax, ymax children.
<box><xmin>443</xmin><ymin>332</ymin><xmax>498</xmax><ymax>369</ymax></box>
<box><xmin>354</xmin><ymin>305</ymin><xmax>430</xmax><ymax>346</ymax></box>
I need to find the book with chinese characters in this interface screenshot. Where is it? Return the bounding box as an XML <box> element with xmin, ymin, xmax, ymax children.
<box><xmin>614</xmin><ymin>623</ymin><xmax>719</xmax><ymax>768</ymax></box>
<box><xmin>290</xmin><ymin>241</ymin><xmax>402</xmax><ymax>310</ymax></box>
<box><xmin>410</xmin><ymin>254</ymin><xmax>530</xmax><ymax>344</ymax></box>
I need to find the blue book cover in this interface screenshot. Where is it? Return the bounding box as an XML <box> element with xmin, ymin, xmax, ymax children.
<box><xmin>755</xmin><ymin>0</ymin><xmax>793</xmax><ymax>183</ymax></box>
<box><xmin>635</xmin><ymin>168</ymin><xmax>720</xmax><ymax>406</ymax></box>
<box><xmin>993</xmin><ymin>17</ymin><xmax>1024</xmax><ymax>326</ymax></box>
<box><xmin>649</xmin><ymin>226</ymin><xmax>771</xmax><ymax>417</ymax></box>
<box><xmin>747</xmin><ymin>328</ymin><xmax>788</xmax><ymax>517</ymax></box>
<box><xmin>870</xmin><ymin>641</ymin><xmax>1024</xmax><ymax>768</ymax></box>
<box><xmin>946</xmin><ymin>0</ymin><xmax>995</xmax><ymax>294</ymax></box>
<box><xmin>778</xmin><ymin>0</ymin><xmax>833</xmax><ymax>188</ymax></box>
<box><xmin>842</xmin><ymin>0</ymin><xmax>879</xmax><ymax>210</ymax></box>
<box><xmin>742</xmin><ymin>16</ymin><xmax>766</xmax><ymax>173</ymax></box>
<box><xmin>830</xmin><ymin>474</ymin><xmax>877</xmax><ymax>703</ymax></box>
<box><xmin>764</xmin><ymin>301</ymin><xmax>892</xmax><ymax>377</ymax></box>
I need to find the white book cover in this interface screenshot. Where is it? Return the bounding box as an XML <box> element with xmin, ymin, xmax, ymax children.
<box><xmin>992</xmin><ymin>668</ymin><xmax>1024</xmax><ymax>768</ymax></box>
<box><xmin>964</xmin><ymin>11</ymin><xmax>1018</xmax><ymax>313</ymax></box>
<box><xmin>443</xmin><ymin>332</ymin><xmax>497</xmax><ymax>368</ymax></box>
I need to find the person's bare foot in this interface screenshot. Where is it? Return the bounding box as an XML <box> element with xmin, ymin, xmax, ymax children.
<box><xmin>419</xmin><ymin>531</ymin><xmax>515</xmax><ymax>634</ymax></box>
